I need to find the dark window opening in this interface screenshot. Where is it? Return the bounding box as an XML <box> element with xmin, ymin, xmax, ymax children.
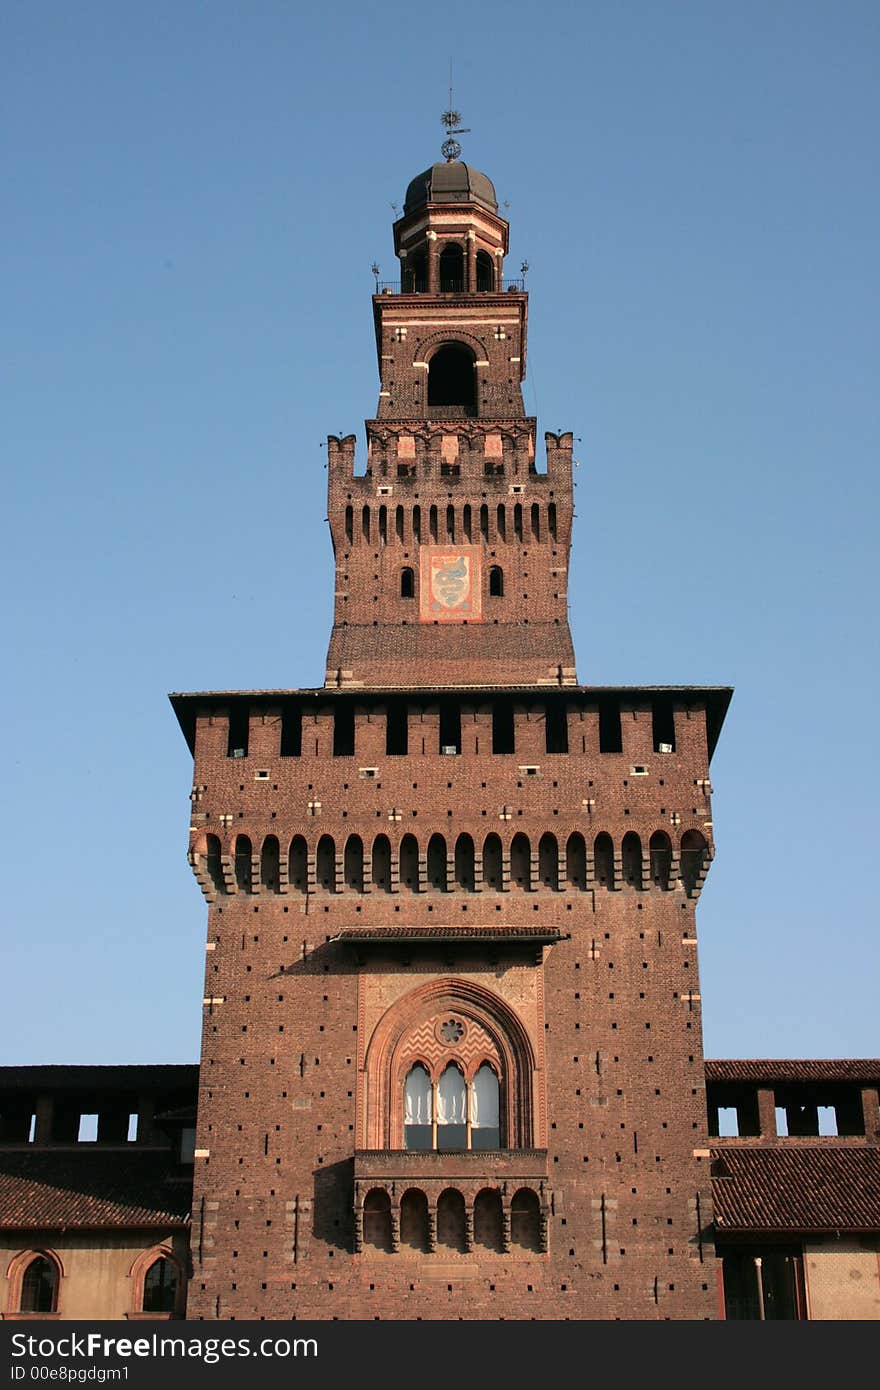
<box><xmin>371</xmin><ymin>835</ymin><xmax>392</xmax><ymax>893</ymax></box>
<box><xmin>344</xmin><ymin>505</ymin><xmax>353</xmax><ymax>545</ymax></box>
<box><xmin>261</xmin><ymin>836</ymin><xmax>280</xmax><ymax>893</ymax></box>
<box><xmin>413</xmin><ymin>505</ymin><xmax>421</xmax><ymax>543</ymax></box>
<box><xmin>427</xmin><ymin>344</ymin><xmax>476</xmax><ymax>414</ymax></box>
<box><xmin>514</xmin><ymin>503</ymin><xmax>523</xmax><ymax>541</ymax></box>
<box><xmin>476</xmin><ymin>250</ymin><xmax>494</xmax><ymax>291</ymax></box>
<box><xmin>496</xmin><ymin>505</ymin><xmax>506</xmax><ymax>541</ymax></box>
<box><xmin>427</xmin><ymin>834</ymin><xmax>448</xmax><ymax>891</ymax></box>
<box><xmin>280</xmin><ymin>702</ymin><xmax>302</xmax><ymax>758</ymax></box>
<box><xmin>404</xmin><ymin>251</ymin><xmax>427</xmax><ymax>293</ymax></box>
<box><xmin>438</xmin><ymin>243</ymin><xmax>464</xmax><ymax>292</ymax></box>
<box><xmin>492</xmin><ymin>699</ymin><xmax>515</xmax><ymax>754</ymax></box>
<box><xmin>316</xmin><ymin>835</ymin><xmax>336</xmax><ymax>892</ymax></box>
<box><xmin>680</xmin><ymin>830</ymin><xmax>708</xmax><ymax>897</ymax></box>
<box><xmin>378</xmin><ymin>505</ymin><xmax>387</xmax><ymax>545</ymax></box>
<box><xmin>20</xmin><ymin>1257</ymin><xmax>58</xmax><ymax>1314</ymax></box>
<box><xmin>566</xmin><ymin>833</ymin><xmax>587</xmax><ymax>890</ymax></box>
<box><xmin>386</xmin><ymin>700</ymin><xmax>408</xmax><ymax>755</ymax></box>
<box><xmin>143</xmin><ymin>1257</ymin><xmax>177</xmax><ymax>1314</ymax></box>
<box><xmin>333</xmin><ymin>704</ymin><xmax>355</xmax><ymax>757</ymax></box>
<box><xmin>399</xmin><ymin>834</ymin><xmax>419</xmax><ymax>892</ymax></box>
<box><xmin>437</xmin><ymin>1189</ymin><xmax>467</xmax><ymax>1251</ymax></box>
<box><xmin>446</xmin><ymin>504</ymin><xmax>455</xmax><ymax>541</ymax></box>
<box><xmin>361</xmin><ymin>505</ymin><xmax>370</xmax><ymax>543</ymax></box>
<box><xmin>234</xmin><ymin>836</ymin><xmax>252</xmax><ymax>892</ymax></box>
<box><xmin>598</xmin><ymin>698</ymin><xmax>623</xmax><ymax>754</ymax></box>
<box><xmin>594</xmin><ymin>833</ymin><xmax>614</xmax><ymax>889</ymax></box>
<box><xmin>649</xmin><ymin>831</ymin><xmax>672</xmax><ymax>890</ymax></box>
<box><xmin>226</xmin><ymin>707</ymin><xmax>249</xmax><ymax>759</ymax></box>
<box><xmin>622</xmin><ymin>832</ymin><xmax>643</xmax><ymax>889</ymax></box>
<box><xmin>545</xmin><ymin>700</ymin><xmax>568</xmax><ymax>753</ymax></box>
<box><xmin>510</xmin><ymin>833</ymin><xmax>531</xmax><ymax>890</ymax></box>
<box><xmin>344</xmin><ymin>835</ymin><xmax>364</xmax><ymax>892</ymax></box>
<box><xmin>455</xmin><ymin>834</ymin><xmax>475</xmax><ymax>891</ymax></box>
<box><xmin>652</xmin><ymin>697</ymin><xmax>677</xmax><ymax>753</ymax></box>
<box><xmin>288</xmin><ymin>836</ymin><xmax>307</xmax><ymax>893</ymax></box>
<box><xmin>439</xmin><ymin>700</ymin><xmax>461</xmax><ymax>754</ymax></box>
<box><xmin>479</xmin><ymin>504</ymin><xmax>489</xmax><ymax>540</ymax></box>
<box><xmin>531</xmin><ymin>503</ymin><xmax>541</xmax><ymax>540</ymax></box>
<box><xmin>463</xmin><ymin>504</ymin><xmax>472</xmax><ymax>541</ymax></box>
<box><xmin>206</xmin><ymin>835</ymin><xmax>225</xmax><ymax>894</ymax></box>
<box><xmin>722</xmin><ymin>1248</ymin><xmax>804</xmax><ymax>1321</ymax></box>
<box><xmin>548</xmin><ymin>503</ymin><xmax>557</xmax><ymax>541</ymax></box>
<box><xmin>539</xmin><ymin>833</ymin><xmax>559</xmax><ymax>889</ymax></box>
<box><xmin>429</xmin><ymin>505</ymin><xmax>438</xmax><ymax>542</ymax></box>
<box><xmin>489</xmin><ymin>565</ymin><xmax>504</xmax><ymax>597</ymax></box>
<box><xmin>395</xmin><ymin>505</ymin><xmax>404</xmax><ymax>542</ymax></box>
<box><xmin>400</xmin><ymin>567</ymin><xmax>415</xmax><ymax>599</ymax></box>
<box><xmin>482</xmin><ymin>834</ymin><xmax>503</xmax><ymax>890</ymax></box>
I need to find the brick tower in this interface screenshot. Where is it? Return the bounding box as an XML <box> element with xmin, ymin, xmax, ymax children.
<box><xmin>172</xmin><ymin>134</ymin><xmax>731</xmax><ymax>1320</ymax></box>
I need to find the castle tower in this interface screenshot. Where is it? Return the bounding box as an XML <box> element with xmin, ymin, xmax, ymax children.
<box><xmin>172</xmin><ymin>134</ymin><xmax>731</xmax><ymax>1320</ymax></box>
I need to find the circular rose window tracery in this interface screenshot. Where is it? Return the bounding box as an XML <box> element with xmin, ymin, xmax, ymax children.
<box><xmin>436</xmin><ymin>1016</ymin><xmax>466</xmax><ymax>1044</ymax></box>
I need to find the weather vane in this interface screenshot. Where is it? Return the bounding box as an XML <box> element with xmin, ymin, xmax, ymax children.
<box><xmin>441</xmin><ymin>62</ymin><xmax>470</xmax><ymax>161</ymax></box>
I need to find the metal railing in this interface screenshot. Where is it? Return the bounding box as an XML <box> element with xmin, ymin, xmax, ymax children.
<box><xmin>375</xmin><ymin>278</ymin><xmax>526</xmax><ymax>295</ymax></box>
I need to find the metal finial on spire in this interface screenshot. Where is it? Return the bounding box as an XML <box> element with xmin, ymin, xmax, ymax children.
<box><xmin>440</xmin><ymin>61</ymin><xmax>470</xmax><ymax>161</ymax></box>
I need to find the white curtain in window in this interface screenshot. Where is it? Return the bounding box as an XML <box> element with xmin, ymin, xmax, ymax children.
<box><xmin>436</xmin><ymin>1064</ymin><xmax>467</xmax><ymax>1124</ymax></box>
<box><xmin>470</xmin><ymin>1063</ymin><xmax>500</xmax><ymax>1127</ymax></box>
<box><xmin>404</xmin><ymin>1065</ymin><xmax>433</xmax><ymax>1125</ymax></box>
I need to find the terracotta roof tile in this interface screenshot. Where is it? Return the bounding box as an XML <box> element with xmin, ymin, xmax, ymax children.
<box><xmin>335</xmin><ymin>925</ymin><xmax>565</xmax><ymax>942</ymax></box>
<box><xmin>711</xmin><ymin>1146</ymin><xmax>880</xmax><ymax>1232</ymax></box>
<box><xmin>0</xmin><ymin>1152</ymin><xmax>192</xmax><ymax>1230</ymax></box>
<box><xmin>705</xmin><ymin>1059</ymin><xmax>880</xmax><ymax>1084</ymax></box>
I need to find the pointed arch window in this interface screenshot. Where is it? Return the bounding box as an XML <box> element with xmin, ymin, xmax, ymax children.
<box><xmin>437</xmin><ymin>1063</ymin><xmax>468</xmax><ymax>1150</ymax></box>
<box><xmin>142</xmin><ymin>1256</ymin><xmax>178</xmax><ymax>1314</ymax></box>
<box><xmin>470</xmin><ymin>1064</ymin><xmax>500</xmax><ymax>1150</ymax></box>
<box><xmin>404</xmin><ymin>1064</ymin><xmax>433</xmax><ymax>1151</ymax></box>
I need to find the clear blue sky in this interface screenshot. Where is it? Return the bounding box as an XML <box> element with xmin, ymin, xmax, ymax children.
<box><xmin>3</xmin><ymin>1</ymin><xmax>878</xmax><ymax>1064</ymax></box>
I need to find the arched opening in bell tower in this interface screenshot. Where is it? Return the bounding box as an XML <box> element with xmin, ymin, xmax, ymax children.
<box><xmin>427</xmin><ymin>343</ymin><xmax>476</xmax><ymax>416</ymax></box>
<box><xmin>476</xmin><ymin>249</ymin><xmax>495</xmax><ymax>290</ymax></box>
<box><xmin>438</xmin><ymin>242</ymin><xmax>464</xmax><ymax>292</ymax></box>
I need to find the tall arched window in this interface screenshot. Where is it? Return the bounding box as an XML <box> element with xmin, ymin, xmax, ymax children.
<box><xmin>622</xmin><ymin>832</ymin><xmax>643</xmax><ymax>889</ymax></box>
<box><xmin>344</xmin><ymin>835</ymin><xmax>364</xmax><ymax>892</ymax></box>
<box><xmin>371</xmin><ymin>834</ymin><xmax>391</xmax><ymax>893</ymax></box>
<box><xmin>594</xmin><ymin>832</ymin><xmax>614</xmax><ymax>889</ymax></box>
<box><xmin>510</xmin><ymin>833</ymin><xmax>531</xmax><ymax>890</ymax></box>
<box><xmin>19</xmin><ymin>1255</ymin><xmax>59</xmax><ymax>1314</ymax></box>
<box><xmin>489</xmin><ymin>565</ymin><xmax>504</xmax><ymax>597</ymax></box>
<box><xmin>650</xmin><ymin>831</ymin><xmax>672</xmax><ymax>889</ymax></box>
<box><xmin>566</xmin><ymin>832</ymin><xmax>587</xmax><ymax>890</ymax></box>
<box><xmin>437</xmin><ymin>1064</ymin><xmax>467</xmax><ymax>1150</ymax></box>
<box><xmin>400</xmin><ymin>566</ymin><xmax>414</xmax><ymax>598</ymax></box>
<box><xmin>234</xmin><ymin>835</ymin><xmax>252</xmax><ymax>892</ymax></box>
<box><xmin>405</xmin><ymin>250</ymin><xmax>427</xmax><ymax>293</ymax></box>
<box><xmin>438</xmin><ymin>243</ymin><xmax>464</xmax><ymax>292</ymax></box>
<box><xmin>681</xmin><ymin>830</ymin><xmax>708</xmax><ymax>897</ymax></box>
<box><xmin>205</xmin><ymin>834</ymin><xmax>225</xmax><ymax>894</ymax></box>
<box><xmin>482</xmin><ymin>833</ymin><xmax>503</xmax><ymax>890</ymax></box>
<box><xmin>470</xmin><ymin>1064</ymin><xmax>500</xmax><ymax>1150</ymax></box>
<box><xmin>260</xmin><ymin>835</ymin><xmax>280</xmax><ymax>893</ymax></box>
<box><xmin>427</xmin><ymin>343</ymin><xmax>476</xmax><ymax>415</ymax></box>
<box><xmin>399</xmin><ymin>834</ymin><xmax>419</xmax><ymax>892</ymax></box>
<box><xmin>427</xmin><ymin>834</ymin><xmax>448</xmax><ymax>891</ymax></box>
<box><xmin>538</xmin><ymin>833</ymin><xmax>559</xmax><ymax>890</ymax></box>
<box><xmin>403</xmin><ymin>1064</ymin><xmax>433</xmax><ymax>1151</ymax></box>
<box><xmin>316</xmin><ymin>835</ymin><xmax>336</xmax><ymax>892</ymax></box>
<box><xmin>141</xmin><ymin>1256</ymin><xmax>178</xmax><ymax>1314</ymax></box>
<box><xmin>288</xmin><ymin>835</ymin><xmax>307</xmax><ymax>893</ymax></box>
<box><xmin>454</xmin><ymin>833</ymin><xmax>475</xmax><ymax>890</ymax></box>
<box><xmin>476</xmin><ymin>250</ymin><xmax>494</xmax><ymax>291</ymax></box>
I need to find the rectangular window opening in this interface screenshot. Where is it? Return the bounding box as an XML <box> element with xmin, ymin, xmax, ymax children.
<box><xmin>280</xmin><ymin>702</ymin><xmax>302</xmax><ymax>758</ymax></box>
<box><xmin>333</xmin><ymin>703</ymin><xmax>355</xmax><ymax>757</ymax></box>
<box><xmin>492</xmin><ymin>699</ymin><xmax>515</xmax><ymax>755</ymax></box>
<box><xmin>598</xmin><ymin>698</ymin><xmax>622</xmax><ymax>754</ymax></box>
<box><xmin>386</xmin><ymin>701</ymin><xmax>408</xmax><ymax>756</ymax></box>
<box><xmin>545</xmin><ymin>700</ymin><xmax>568</xmax><ymax>754</ymax></box>
<box><xmin>127</xmin><ymin>1113</ymin><xmax>138</xmax><ymax>1142</ymax></box>
<box><xmin>227</xmin><ymin>706</ymin><xmax>249</xmax><ymax>759</ymax></box>
<box><xmin>438</xmin><ymin>700</ymin><xmax>461</xmax><ymax>755</ymax></box>
<box><xmin>78</xmin><ymin>1113</ymin><xmax>99</xmax><ymax>1142</ymax></box>
<box><xmin>652</xmin><ymin>697</ymin><xmax>676</xmax><ymax>754</ymax></box>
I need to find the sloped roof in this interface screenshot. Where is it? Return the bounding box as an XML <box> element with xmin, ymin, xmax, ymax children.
<box><xmin>335</xmin><ymin>925</ymin><xmax>565</xmax><ymax>943</ymax></box>
<box><xmin>711</xmin><ymin>1146</ymin><xmax>880</xmax><ymax>1232</ymax></box>
<box><xmin>705</xmin><ymin>1060</ymin><xmax>880</xmax><ymax>1084</ymax></box>
<box><xmin>0</xmin><ymin>1065</ymin><xmax>198</xmax><ymax>1092</ymax></box>
<box><xmin>0</xmin><ymin>1152</ymin><xmax>191</xmax><ymax>1230</ymax></box>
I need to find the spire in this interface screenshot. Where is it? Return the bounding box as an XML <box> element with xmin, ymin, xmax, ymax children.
<box><xmin>440</xmin><ymin>64</ymin><xmax>470</xmax><ymax>162</ymax></box>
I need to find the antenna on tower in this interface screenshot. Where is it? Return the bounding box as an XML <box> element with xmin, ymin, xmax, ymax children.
<box><xmin>440</xmin><ymin>60</ymin><xmax>470</xmax><ymax>162</ymax></box>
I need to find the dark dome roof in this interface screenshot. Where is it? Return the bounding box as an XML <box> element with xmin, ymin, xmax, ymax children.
<box><xmin>403</xmin><ymin>161</ymin><xmax>498</xmax><ymax>216</ymax></box>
